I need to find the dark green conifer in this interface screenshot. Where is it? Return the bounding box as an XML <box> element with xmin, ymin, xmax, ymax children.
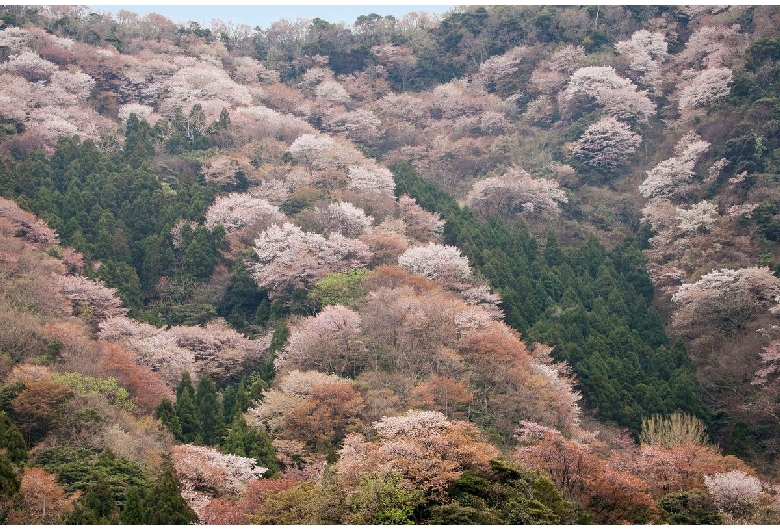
<box><xmin>175</xmin><ymin>381</ymin><xmax>200</xmax><ymax>444</ymax></box>
<box><xmin>120</xmin><ymin>485</ymin><xmax>145</xmax><ymax>524</ymax></box>
<box><xmin>66</xmin><ymin>474</ymin><xmax>120</xmax><ymax>524</ymax></box>
<box><xmin>144</xmin><ymin>458</ymin><xmax>197</xmax><ymax>524</ymax></box>
<box><xmin>195</xmin><ymin>373</ymin><xmax>225</xmax><ymax>446</ymax></box>
<box><xmin>0</xmin><ymin>411</ymin><xmax>27</xmax><ymax>465</ymax></box>
<box><xmin>155</xmin><ymin>397</ymin><xmax>183</xmax><ymax>440</ymax></box>
<box><xmin>222</xmin><ymin>415</ymin><xmax>279</xmax><ymax>477</ymax></box>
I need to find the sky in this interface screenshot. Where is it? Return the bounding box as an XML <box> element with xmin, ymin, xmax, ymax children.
<box><xmin>89</xmin><ymin>4</ymin><xmax>456</xmax><ymax>29</ymax></box>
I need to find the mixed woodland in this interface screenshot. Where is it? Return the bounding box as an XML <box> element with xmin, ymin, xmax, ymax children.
<box><xmin>2</xmin><ymin>4</ymin><xmax>780</xmax><ymax>524</ymax></box>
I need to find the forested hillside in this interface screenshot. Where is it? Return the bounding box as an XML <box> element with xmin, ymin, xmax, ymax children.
<box><xmin>2</xmin><ymin>5</ymin><xmax>780</xmax><ymax>524</ymax></box>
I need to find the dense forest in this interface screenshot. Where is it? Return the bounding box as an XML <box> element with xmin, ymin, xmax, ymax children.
<box><xmin>2</xmin><ymin>4</ymin><xmax>780</xmax><ymax>524</ymax></box>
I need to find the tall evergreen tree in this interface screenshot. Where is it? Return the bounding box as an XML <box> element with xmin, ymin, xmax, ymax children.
<box><xmin>0</xmin><ymin>412</ymin><xmax>27</xmax><ymax>465</ymax></box>
<box><xmin>222</xmin><ymin>415</ymin><xmax>279</xmax><ymax>477</ymax></box>
<box><xmin>195</xmin><ymin>373</ymin><xmax>225</xmax><ymax>446</ymax></box>
<box><xmin>144</xmin><ymin>458</ymin><xmax>197</xmax><ymax>524</ymax></box>
<box><xmin>175</xmin><ymin>373</ymin><xmax>200</xmax><ymax>443</ymax></box>
<box><xmin>155</xmin><ymin>397</ymin><xmax>183</xmax><ymax>440</ymax></box>
<box><xmin>66</xmin><ymin>474</ymin><xmax>120</xmax><ymax>524</ymax></box>
<box><xmin>121</xmin><ymin>485</ymin><xmax>146</xmax><ymax>524</ymax></box>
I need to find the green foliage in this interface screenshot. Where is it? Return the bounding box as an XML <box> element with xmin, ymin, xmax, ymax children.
<box><xmin>2</xmin><ymin>133</ymin><xmax>219</xmax><ymax>323</ymax></box>
<box><xmin>0</xmin><ymin>452</ymin><xmax>20</xmax><ymax>501</ymax></box>
<box><xmin>154</xmin><ymin>397</ymin><xmax>182</xmax><ymax>440</ymax></box>
<box><xmin>123</xmin><ymin>113</ymin><xmax>155</xmax><ymax>167</ymax></box>
<box><xmin>221</xmin><ymin>415</ymin><xmax>280</xmax><ymax>477</ymax></box>
<box><xmin>349</xmin><ymin>473</ymin><xmax>424</xmax><ymax>524</ymax></box>
<box><xmin>0</xmin><ymin>382</ymin><xmax>24</xmax><ymax>413</ymax></box>
<box><xmin>280</xmin><ymin>186</ymin><xmax>324</xmax><ymax>216</ymax></box>
<box><xmin>33</xmin><ymin>446</ymin><xmax>149</xmax><ymax>508</ymax></box>
<box><xmin>393</xmin><ymin>162</ymin><xmax>708</xmax><ymax>434</ymax></box>
<box><xmin>179</xmin><ymin>224</ymin><xmax>225</xmax><ymax>282</ymax></box>
<box><xmin>0</xmin><ymin>412</ymin><xmax>27</xmax><ymax>465</ymax></box>
<box><xmin>120</xmin><ymin>485</ymin><xmax>145</xmax><ymax>524</ymax></box>
<box><xmin>51</xmin><ymin>372</ymin><xmax>135</xmax><ymax>411</ymax></box>
<box><xmin>32</xmin><ymin>445</ymin><xmax>94</xmax><ymax>492</ymax></box>
<box><xmin>659</xmin><ymin>489</ymin><xmax>722</xmax><ymax>525</ymax></box>
<box><xmin>427</xmin><ymin>459</ymin><xmax>579</xmax><ymax>524</ymax></box>
<box><xmin>65</xmin><ymin>473</ymin><xmax>120</xmax><ymax>524</ymax></box>
<box><xmin>218</xmin><ymin>257</ymin><xmax>272</xmax><ymax>332</ymax></box>
<box><xmin>195</xmin><ymin>373</ymin><xmax>225</xmax><ymax>446</ymax></box>
<box><xmin>143</xmin><ymin>457</ymin><xmax>198</xmax><ymax>524</ymax></box>
<box><xmin>175</xmin><ymin>373</ymin><xmax>200</xmax><ymax>444</ymax></box>
<box><xmin>309</xmin><ymin>269</ymin><xmax>370</xmax><ymax>309</ymax></box>
<box><xmin>248</xmin><ymin>471</ymin><xmax>347</xmax><ymax>524</ymax></box>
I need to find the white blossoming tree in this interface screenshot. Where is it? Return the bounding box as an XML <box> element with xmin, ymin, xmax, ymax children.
<box><xmin>466</xmin><ymin>167</ymin><xmax>568</xmax><ymax>220</ymax></box>
<box><xmin>570</xmin><ymin>117</ymin><xmax>641</xmax><ymax>172</ymax></box>
<box><xmin>397</xmin><ymin>243</ymin><xmax>472</xmax><ymax>286</ymax></box>
<box><xmin>251</xmin><ymin>222</ymin><xmax>372</xmax><ymax>298</ymax></box>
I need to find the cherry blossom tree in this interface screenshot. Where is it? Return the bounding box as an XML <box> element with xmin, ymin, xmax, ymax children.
<box><xmin>51</xmin><ymin>70</ymin><xmax>95</xmax><ymax>102</ymax></box>
<box><xmin>274</xmin><ymin>304</ymin><xmax>365</xmax><ymax>377</ymax></box>
<box><xmin>347</xmin><ymin>164</ymin><xmax>396</xmax><ymax>196</ymax></box>
<box><xmin>459</xmin><ymin>284</ymin><xmax>504</xmax><ymax>321</ymax></box>
<box><xmin>409</xmin><ymin>375</ymin><xmax>472</xmax><ymax>419</ymax></box>
<box><xmin>0</xmin><ymin>26</ymin><xmax>31</xmax><ymax>53</ymax></box>
<box><xmin>639</xmin><ymin>132</ymin><xmax>710</xmax><ymax>199</ymax></box>
<box><xmin>246</xmin><ymin>389</ymin><xmax>304</xmax><ymax>437</ymax></box>
<box><xmin>253</xmin><ymin>179</ymin><xmax>292</xmax><ymax>206</ymax></box>
<box><xmin>282</xmin><ymin>380</ymin><xmax>365</xmax><ymax>449</ymax></box>
<box><xmin>630</xmin><ymin>440</ymin><xmax>750</xmax><ymax>500</ymax></box>
<box><xmin>564</xmin><ymin>66</ymin><xmax>655</xmax><ymax>124</ymax></box>
<box><xmin>157</xmin><ymin>60</ymin><xmax>252</xmax><ymax>120</ymax></box>
<box><xmin>678</xmin><ymin>67</ymin><xmax>733</xmax><ymax>111</ymax></box>
<box><xmin>397</xmin><ymin>243</ymin><xmax>472</xmax><ymax>286</ymax></box>
<box><xmin>2</xmin><ymin>50</ymin><xmax>58</xmax><ymax>82</ymax></box>
<box><xmin>0</xmin><ymin>197</ymin><xmax>58</xmax><ymax>247</ymax></box>
<box><xmin>324</xmin><ymin>109</ymin><xmax>383</xmax><ymax>147</ymax></box>
<box><xmin>200</xmin><ymin>477</ymin><xmax>299</xmax><ymax>525</ymax></box>
<box><xmin>373</xmin><ymin>92</ymin><xmax>429</xmax><ymax>128</ymax></box>
<box><xmin>99</xmin><ymin>316</ymin><xmax>271</xmax><ymax>387</ymax></box>
<box><xmin>0</xmin><ymin>73</ymin><xmax>31</xmax><ymax>125</ymax></box>
<box><xmin>172</xmin><ymin>443</ymin><xmax>267</xmax><ymax>519</ymax></box>
<box><xmin>56</xmin><ymin>274</ymin><xmax>128</xmax><ymax>322</ymax></box>
<box><xmin>750</xmin><ymin>337</ymin><xmax>780</xmax><ymax>425</ymax></box>
<box><xmin>314</xmin><ymin>202</ymin><xmax>374</xmax><ymax>238</ymax></box>
<box><xmin>514</xmin><ymin>429</ymin><xmax>657</xmax><ymax>524</ymax></box>
<box><xmin>371</xmin><ymin>44</ymin><xmax>418</xmax><ymax>91</ymax></box>
<box><xmin>288</xmin><ymin>133</ymin><xmax>333</xmax><ymax>168</ymax></box>
<box><xmin>671</xmin><ymin>267</ymin><xmax>780</xmax><ymax>334</ymax></box>
<box><xmin>676</xmin><ymin>200</ymin><xmax>719</xmax><ymax>233</ymax></box>
<box><xmin>359</xmin><ymin>227</ymin><xmax>409</xmax><ymax>266</ymax></box>
<box><xmin>704</xmin><ymin>470</ymin><xmax>762</xmax><ymax>517</ymax></box>
<box><xmin>315</xmin><ymin>80</ymin><xmax>350</xmax><ymax>104</ymax></box>
<box><xmin>204</xmin><ymin>193</ymin><xmax>285</xmax><ymax>232</ymax></box>
<box><xmin>220</xmin><ymin>106</ymin><xmax>303</xmax><ymax>145</ymax></box>
<box><xmin>246</xmin><ymin>370</ymin><xmax>351</xmax><ymax>441</ymax></box>
<box><xmin>251</xmin><ymin>222</ymin><xmax>372</xmax><ymax>299</ymax></box>
<box><xmin>397</xmin><ymin>195</ymin><xmax>444</xmax><ymax>242</ymax></box>
<box><xmin>466</xmin><ymin>167</ymin><xmax>568</xmax><ymax>220</ymax></box>
<box><xmin>615</xmin><ymin>30</ymin><xmax>668</xmax><ymax>92</ymax></box>
<box><xmin>118</xmin><ymin>103</ymin><xmax>155</xmax><ymax>122</ymax></box>
<box><xmin>530</xmin><ymin>344</ymin><xmax>583</xmax><ymax>429</ymax></box>
<box><xmin>337</xmin><ymin>410</ymin><xmax>498</xmax><ymax>500</ymax></box>
<box><xmin>471</xmin><ymin>45</ymin><xmax>531</xmax><ymax>97</ymax></box>
<box><xmin>549</xmin><ymin>44</ymin><xmax>586</xmax><ymax>74</ymax></box>
<box><xmin>230</xmin><ymin>55</ymin><xmax>279</xmax><ymax>85</ymax></box>
<box><xmin>570</xmin><ymin>117</ymin><xmax>641</xmax><ymax>172</ymax></box>
<box><xmin>675</xmin><ymin>25</ymin><xmax>741</xmax><ymax>70</ymax></box>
